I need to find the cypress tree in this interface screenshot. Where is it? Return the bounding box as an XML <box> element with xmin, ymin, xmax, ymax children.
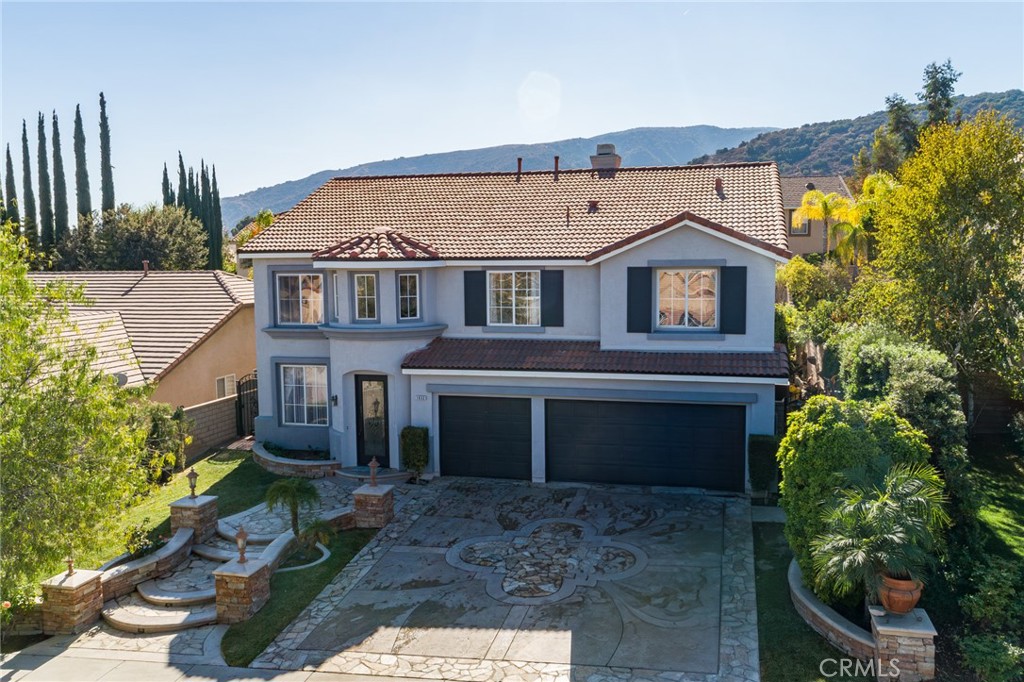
<box><xmin>186</xmin><ymin>167</ymin><xmax>196</xmax><ymax>218</ymax></box>
<box><xmin>176</xmin><ymin>152</ymin><xmax>187</xmax><ymax>209</ymax></box>
<box><xmin>161</xmin><ymin>163</ymin><xmax>175</xmax><ymax>206</ymax></box>
<box><xmin>20</xmin><ymin>121</ymin><xmax>38</xmax><ymax>248</ymax></box>
<box><xmin>200</xmin><ymin>162</ymin><xmax>215</xmax><ymax>269</ymax></box>
<box><xmin>37</xmin><ymin>113</ymin><xmax>55</xmax><ymax>253</ymax></box>
<box><xmin>4</xmin><ymin>145</ymin><xmax>20</xmax><ymax>234</ymax></box>
<box><xmin>73</xmin><ymin>104</ymin><xmax>92</xmax><ymax>226</ymax></box>
<box><xmin>52</xmin><ymin>112</ymin><xmax>70</xmax><ymax>246</ymax></box>
<box><xmin>211</xmin><ymin>166</ymin><xmax>224</xmax><ymax>270</ymax></box>
<box><xmin>99</xmin><ymin>92</ymin><xmax>114</xmax><ymax>212</ymax></box>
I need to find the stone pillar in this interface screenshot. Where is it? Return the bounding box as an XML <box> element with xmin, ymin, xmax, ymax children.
<box><xmin>871</xmin><ymin>608</ymin><xmax>937</xmax><ymax>682</ymax></box>
<box><xmin>169</xmin><ymin>494</ymin><xmax>218</xmax><ymax>544</ymax></box>
<box><xmin>40</xmin><ymin>570</ymin><xmax>103</xmax><ymax>635</ymax></box>
<box><xmin>354</xmin><ymin>484</ymin><xmax>394</xmax><ymax>529</ymax></box>
<box><xmin>213</xmin><ymin>559</ymin><xmax>271</xmax><ymax>624</ymax></box>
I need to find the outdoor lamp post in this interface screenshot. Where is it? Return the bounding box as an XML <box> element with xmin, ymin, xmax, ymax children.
<box><xmin>187</xmin><ymin>467</ymin><xmax>199</xmax><ymax>499</ymax></box>
<box><xmin>236</xmin><ymin>525</ymin><xmax>248</xmax><ymax>564</ymax></box>
<box><xmin>369</xmin><ymin>455</ymin><xmax>379</xmax><ymax>487</ymax></box>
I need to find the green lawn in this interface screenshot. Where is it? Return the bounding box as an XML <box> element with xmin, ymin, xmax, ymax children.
<box><xmin>971</xmin><ymin>435</ymin><xmax>1024</xmax><ymax>559</ymax></box>
<box><xmin>220</xmin><ymin>528</ymin><xmax>376</xmax><ymax>667</ymax></box>
<box><xmin>754</xmin><ymin>523</ymin><xmax>871</xmax><ymax>682</ymax></box>
<box><xmin>77</xmin><ymin>449</ymin><xmax>281</xmax><ymax>571</ymax></box>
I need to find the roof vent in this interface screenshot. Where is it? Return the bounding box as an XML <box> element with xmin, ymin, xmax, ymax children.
<box><xmin>805</xmin><ymin>182</ymin><xmax>815</xmax><ymax>191</ymax></box>
<box><xmin>554</xmin><ymin>156</ymin><xmax>560</xmax><ymax>182</ymax></box>
<box><xmin>590</xmin><ymin>144</ymin><xmax>622</xmax><ymax>170</ymax></box>
<box><xmin>142</xmin><ymin>259</ymin><xmax>150</xmax><ymax>275</ymax></box>
<box><xmin>587</xmin><ymin>200</ymin><xmax>599</xmax><ymax>212</ymax></box>
<box><xmin>714</xmin><ymin>177</ymin><xmax>725</xmax><ymax>198</ymax></box>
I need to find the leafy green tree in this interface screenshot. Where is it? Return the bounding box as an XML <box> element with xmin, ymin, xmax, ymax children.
<box><xmin>73</xmin><ymin>104</ymin><xmax>92</xmax><ymax>227</ymax></box>
<box><xmin>265</xmin><ymin>478</ymin><xmax>320</xmax><ymax>537</ymax></box>
<box><xmin>36</xmin><ymin>113</ymin><xmax>55</xmax><ymax>254</ymax></box>
<box><xmin>885</xmin><ymin>94</ymin><xmax>919</xmax><ymax>154</ymax></box>
<box><xmin>20</xmin><ymin>121</ymin><xmax>37</xmax><ymax>248</ymax></box>
<box><xmin>51</xmin><ymin>112</ymin><xmax>70</xmax><ymax>247</ymax></box>
<box><xmin>161</xmin><ymin>164</ymin><xmax>175</xmax><ymax>206</ymax></box>
<box><xmin>99</xmin><ymin>92</ymin><xmax>114</xmax><ymax>212</ymax></box>
<box><xmin>869</xmin><ymin>111</ymin><xmax>1024</xmax><ymax>411</ymax></box>
<box><xmin>235</xmin><ymin>209</ymin><xmax>274</xmax><ymax>247</ymax></box>
<box><xmin>5</xmin><ymin>145</ymin><xmax>20</xmax><ymax>233</ymax></box>
<box><xmin>89</xmin><ymin>204</ymin><xmax>208</xmax><ymax>271</ymax></box>
<box><xmin>792</xmin><ymin>189</ymin><xmax>856</xmax><ymax>256</ymax></box>
<box><xmin>918</xmin><ymin>60</ymin><xmax>962</xmax><ymax>128</ymax></box>
<box><xmin>0</xmin><ymin>228</ymin><xmax>149</xmax><ymax>606</ymax></box>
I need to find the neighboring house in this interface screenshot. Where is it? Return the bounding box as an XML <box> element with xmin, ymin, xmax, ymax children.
<box><xmin>238</xmin><ymin>146</ymin><xmax>791</xmax><ymax>492</ymax></box>
<box><xmin>28</xmin><ymin>270</ymin><xmax>256</xmax><ymax>408</ymax></box>
<box><xmin>780</xmin><ymin>175</ymin><xmax>853</xmax><ymax>257</ymax></box>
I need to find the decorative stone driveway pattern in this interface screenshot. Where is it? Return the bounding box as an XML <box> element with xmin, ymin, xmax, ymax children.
<box><xmin>253</xmin><ymin>478</ymin><xmax>759</xmax><ymax>682</ymax></box>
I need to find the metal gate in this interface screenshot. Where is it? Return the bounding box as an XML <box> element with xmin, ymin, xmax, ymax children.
<box><xmin>236</xmin><ymin>371</ymin><xmax>258</xmax><ymax>437</ymax></box>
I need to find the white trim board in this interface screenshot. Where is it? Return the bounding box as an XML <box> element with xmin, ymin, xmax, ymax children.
<box><xmin>403</xmin><ymin>368</ymin><xmax>787</xmax><ymax>385</ymax></box>
<box><xmin>586</xmin><ymin>218</ymin><xmax>790</xmax><ymax>265</ymax></box>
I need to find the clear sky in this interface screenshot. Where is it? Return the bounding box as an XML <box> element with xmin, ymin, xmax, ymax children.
<box><xmin>2</xmin><ymin>2</ymin><xmax>1022</xmax><ymax>208</ymax></box>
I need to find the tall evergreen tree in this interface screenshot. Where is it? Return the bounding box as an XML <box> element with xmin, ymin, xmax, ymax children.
<box><xmin>4</xmin><ymin>145</ymin><xmax>20</xmax><ymax>234</ymax></box>
<box><xmin>176</xmin><ymin>152</ymin><xmax>187</xmax><ymax>209</ymax></box>
<box><xmin>885</xmin><ymin>94</ymin><xmax>919</xmax><ymax>154</ymax></box>
<box><xmin>211</xmin><ymin>166</ymin><xmax>224</xmax><ymax>270</ymax></box>
<box><xmin>37</xmin><ymin>113</ymin><xmax>55</xmax><ymax>253</ymax></box>
<box><xmin>200</xmin><ymin>163</ymin><xmax>216</xmax><ymax>269</ymax></box>
<box><xmin>72</xmin><ymin>104</ymin><xmax>92</xmax><ymax>226</ymax></box>
<box><xmin>186</xmin><ymin>167</ymin><xmax>196</xmax><ymax>218</ymax></box>
<box><xmin>918</xmin><ymin>60</ymin><xmax>962</xmax><ymax>129</ymax></box>
<box><xmin>161</xmin><ymin>164</ymin><xmax>175</xmax><ymax>206</ymax></box>
<box><xmin>51</xmin><ymin>112</ymin><xmax>70</xmax><ymax>246</ymax></box>
<box><xmin>99</xmin><ymin>92</ymin><xmax>114</xmax><ymax>212</ymax></box>
<box><xmin>20</xmin><ymin>121</ymin><xmax>38</xmax><ymax>248</ymax></box>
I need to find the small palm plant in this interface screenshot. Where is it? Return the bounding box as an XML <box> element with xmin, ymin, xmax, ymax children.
<box><xmin>811</xmin><ymin>462</ymin><xmax>949</xmax><ymax>603</ymax></box>
<box><xmin>265</xmin><ymin>477</ymin><xmax>320</xmax><ymax>537</ymax></box>
<box><xmin>298</xmin><ymin>519</ymin><xmax>335</xmax><ymax>553</ymax></box>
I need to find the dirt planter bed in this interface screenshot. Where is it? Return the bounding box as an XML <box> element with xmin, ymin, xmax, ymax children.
<box><xmin>253</xmin><ymin>442</ymin><xmax>342</xmax><ymax>478</ymax></box>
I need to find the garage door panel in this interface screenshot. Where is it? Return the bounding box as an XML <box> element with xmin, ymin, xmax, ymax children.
<box><xmin>440</xmin><ymin>396</ymin><xmax>532</xmax><ymax>480</ymax></box>
<box><xmin>545</xmin><ymin>400</ymin><xmax>745</xmax><ymax>491</ymax></box>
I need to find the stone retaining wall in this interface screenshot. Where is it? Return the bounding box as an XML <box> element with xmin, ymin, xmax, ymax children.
<box><xmin>3</xmin><ymin>602</ymin><xmax>42</xmax><ymax>636</ymax></box>
<box><xmin>100</xmin><ymin>528</ymin><xmax>193</xmax><ymax>601</ymax></box>
<box><xmin>183</xmin><ymin>396</ymin><xmax>238</xmax><ymax>459</ymax></box>
<box><xmin>788</xmin><ymin>560</ymin><xmax>877</xmax><ymax>661</ymax></box>
<box><xmin>252</xmin><ymin>442</ymin><xmax>341</xmax><ymax>478</ymax></box>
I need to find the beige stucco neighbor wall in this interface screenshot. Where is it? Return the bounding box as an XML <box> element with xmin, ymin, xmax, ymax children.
<box><xmin>151</xmin><ymin>306</ymin><xmax>256</xmax><ymax>408</ymax></box>
<box><xmin>786</xmin><ymin>218</ymin><xmax>829</xmax><ymax>257</ymax></box>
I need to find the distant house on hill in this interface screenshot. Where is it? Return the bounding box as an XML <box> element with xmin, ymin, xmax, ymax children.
<box><xmin>780</xmin><ymin>175</ymin><xmax>853</xmax><ymax>257</ymax></box>
<box><xmin>28</xmin><ymin>270</ymin><xmax>255</xmax><ymax>410</ymax></box>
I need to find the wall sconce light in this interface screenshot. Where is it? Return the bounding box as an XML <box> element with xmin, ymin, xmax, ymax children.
<box><xmin>331</xmin><ymin>395</ymin><xmax>338</xmax><ymax>406</ymax></box>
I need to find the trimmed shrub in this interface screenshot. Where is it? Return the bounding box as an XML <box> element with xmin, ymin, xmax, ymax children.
<box><xmin>961</xmin><ymin>556</ymin><xmax>1024</xmax><ymax>635</ymax></box>
<box><xmin>1011</xmin><ymin>412</ymin><xmax>1024</xmax><ymax>455</ymax></box>
<box><xmin>400</xmin><ymin>426</ymin><xmax>429</xmax><ymax>481</ymax></box>
<box><xmin>748</xmin><ymin>435</ymin><xmax>781</xmax><ymax>493</ymax></box>
<box><xmin>777</xmin><ymin>396</ymin><xmax>930</xmax><ymax>602</ymax></box>
<box><xmin>959</xmin><ymin>634</ymin><xmax>1024</xmax><ymax>682</ymax></box>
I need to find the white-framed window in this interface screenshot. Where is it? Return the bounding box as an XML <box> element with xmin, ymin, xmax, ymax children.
<box><xmin>280</xmin><ymin>364</ymin><xmax>328</xmax><ymax>426</ymax></box>
<box><xmin>789</xmin><ymin>209</ymin><xmax>810</xmax><ymax>236</ymax></box>
<box><xmin>656</xmin><ymin>268</ymin><xmax>718</xmax><ymax>329</ymax></box>
<box><xmin>216</xmin><ymin>374</ymin><xmax>236</xmax><ymax>399</ymax></box>
<box><xmin>398</xmin><ymin>273</ymin><xmax>420</xmax><ymax>320</ymax></box>
<box><xmin>488</xmin><ymin>270</ymin><xmax>540</xmax><ymax>326</ymax></box>
<box><xmin>353</xmin><ymin>273</ymin><xmax>378</xmax><ymax>321</ymax></box>
<box><xmin>276</xmin><ymin>273</ymin><xmax>323</xmax><ymax>325</ymax></box>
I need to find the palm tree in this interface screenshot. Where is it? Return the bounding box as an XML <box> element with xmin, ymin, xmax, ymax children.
<box><xmin>829</xmin><ymin>221</ymin><xmax>870</xmax><ymax>270</ymax></box>
<box><xmin>792</xmin><ymin>190</ymin><xmax>857</xmax><ymax>256</ymax></box>
<box><xmin>811</xmin><ymin>463</ymin><xmax>949</xmax><ymax>602</ymax></box>
<box><xmin>265</xmin><ymin>478</ymin><xmax>320</xmax><ymax>536</ymax></box>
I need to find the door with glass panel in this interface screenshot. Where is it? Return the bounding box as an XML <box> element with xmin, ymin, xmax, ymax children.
<box><xmin>355</xmin><ymin>375</ymin><xmax>389</xmax><ymax>467</ymax></box>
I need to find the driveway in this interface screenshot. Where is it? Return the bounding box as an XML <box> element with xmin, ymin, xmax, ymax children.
<box><xmin>255</xmin><ymin>478</ymin><xmax>759</xmax><ymax>682</ymax></box>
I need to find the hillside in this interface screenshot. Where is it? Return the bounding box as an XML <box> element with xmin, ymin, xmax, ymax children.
<box><xmin>690</xmin><ymin>90</ymin><xmax>1024</xmax><ymax>174</ymax></box>
<box><xmin>221</xmin><ymin>125</ymin><xmax>774</xmax><ymax>229</ymax></box>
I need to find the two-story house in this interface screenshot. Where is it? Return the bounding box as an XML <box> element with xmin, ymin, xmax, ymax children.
<box><xmin>238</xmin><ymin>146</ymin><xmax>791</xmax><ymax>492</ymax></box>
<box><xmin>781</xmin><ymin>174</ymin><xmax>854</xmax><ymax>257</ymax></box>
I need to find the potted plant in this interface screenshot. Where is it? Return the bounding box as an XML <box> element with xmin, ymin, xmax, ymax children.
<box><xmin>810</xmin><ymin>462</ymin><xmax>949</xmax><ymax>614</ymax></box>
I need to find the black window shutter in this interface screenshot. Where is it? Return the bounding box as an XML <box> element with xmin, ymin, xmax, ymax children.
<box><xmin>626</xmin><ymin>267</ymin><xmax>652</xmax><ymax>333</ymax></box>
<box><xmin>719</xmin><ymin>266</ymin><xmax>747</xmax><ymax>334</ymax></box>
<box><xmin>464</xmin><ymin>271</ymin><xmax>487</xmax><ymax>326</ymax></box>
<box><xmin>540</xmin><ymin>270</ymin><xmax>564</xmax><ymax>327</ymax></box>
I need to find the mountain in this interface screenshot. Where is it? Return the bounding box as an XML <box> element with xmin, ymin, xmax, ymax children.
<box><xmin>220</xmin><ymin>125</ymin><xmax>775</xmax><ymax>230</ymax></box>
<box><xmin>690</xmin><ymin>90</ymin><xmax>1024</xmax><ymax>175</ymax></box>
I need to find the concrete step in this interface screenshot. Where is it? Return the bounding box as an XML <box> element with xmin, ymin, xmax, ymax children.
<box><xmin>216</xmin><ymin>519</ymin><xmax>278</xmax><ymax>545</ymax></box>
<box><xmin>136</xmin><ymin>580</ymin><xmax>215</xmax><ymax>607</ymax></box>
<box><xmin>193</xmin><ymin>535</ymin><xmax>268</xmax><ymax>562</ymax></box>
<box><xmin>101</xmin><ymin>594</ymin><xmax>217</xmax><ymax>634</ymax></box>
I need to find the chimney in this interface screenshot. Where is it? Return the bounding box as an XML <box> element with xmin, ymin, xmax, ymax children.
<box><xmin>805</xmin><ymin>182</ymin><xmax>815</xmax><ymax>191</ymax></box>
<box><xmin>142</xmin><ymin>259</ymin><xmax>150</xmax><ymax>275</ymax></box>
<box><xmin>554</xmin><ymin>156</ymin><xmax>560</xmax><ymax>181</ymax></box>
<box><xmin>590</xmin><ymin>143</ymin><xmax>622</xmax><ymax>170</ymax></box>
<box><xmin>516</xmin><ymin>157</ymin><xmax>522</xmax><ymax>182</ymax></box>
<box><xmin>714</xmin><ymin>178</ymin><xmax>724</xmax><ymax>197</ymax></box>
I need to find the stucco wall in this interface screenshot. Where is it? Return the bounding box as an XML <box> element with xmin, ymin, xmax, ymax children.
<box><xmin>151</xmin><ymin>306</ymin><xmax>256</xmax><ymax>408</ymax></box>
<box><xmin>786</xmin><ymin>218</ymin><xmax>828</xmax><ymax>257</ymax></box>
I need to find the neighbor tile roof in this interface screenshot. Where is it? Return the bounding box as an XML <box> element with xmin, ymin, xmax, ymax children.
<box><xmin>780</xmin><ymin>175</ymin><xmax>853</xmax><ymax>207</ymax></box>
<box><xmin>65</xmin><ymin>311</ymin><xmax>146</xmax><ymax>387</ymax></box>
<box><xmin>402</xmin><ymin>338</ymin><xmax>789</xmax><ymax>379</ymax></box>
<box><xmin>28</xmin><ymin>271</ymin><xmax>254</xmax><ymax>382</ymax></box>
<box><xmin>240</xmin><ymin>163</ymin><xmax>788</xmax><ymax>259</ymax></box>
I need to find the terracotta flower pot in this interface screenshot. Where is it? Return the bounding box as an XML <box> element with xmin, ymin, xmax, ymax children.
<box><xmin>879</xmin><ymin>574</ymin><xmax>923</xmax><ymax>614</ymax></box>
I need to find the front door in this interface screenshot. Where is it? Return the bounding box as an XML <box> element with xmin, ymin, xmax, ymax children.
<box><xmin>355</xmin><ymin>375</ymin><xmax>389</xmax><ymax>467</ymax></box>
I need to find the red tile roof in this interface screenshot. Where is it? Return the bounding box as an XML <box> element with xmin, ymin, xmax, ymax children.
<box><xmin>240</xmin><ymin>163</ymin><xmax>788</xmax><ymax>259</ymax></box>
<box><xmin>402</xmin><ymin>338</ymin><xmax>789</xmax><ymax>379</ymax></box>
<box><xmin>313</xmin><ymin>228</ymin><xmax>440</xmax><ymax>261</ymax></box>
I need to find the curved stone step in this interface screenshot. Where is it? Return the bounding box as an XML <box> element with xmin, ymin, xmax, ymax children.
<box><xmin>137</xmin><ymin>580</ymin><xmax>215</xmax><ymax>607</ymax></box>
<box><xmin>192</xmin><ymin>543</ymin><xmax>263</xmax><ymax>562</ymax></box>
<box><xmin>101</xmin><ymin>595</ymin><xmax>217</xmax><ymax>634</ymax></box>
<box><xmin>216</xmin><ymin>519</ymin><xmax>278</xmax><ymax>545</ymax></box>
